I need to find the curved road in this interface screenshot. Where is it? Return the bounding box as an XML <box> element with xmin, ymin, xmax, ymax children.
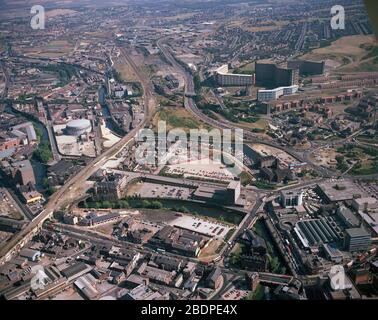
<box><xmin>0</xmin><ymin>48</ymin><xmax>156</xmax><ymax>262</ymax></box>
<box><xmin>156</xmin><ymin>38</ymin><xmax>333</xmax><ymax>178</ymax></box>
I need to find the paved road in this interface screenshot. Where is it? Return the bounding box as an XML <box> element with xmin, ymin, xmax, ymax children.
<box><xmin>221</xmin><ymin>198</ymin><xmax>264</xmax><ymax>259</ymax></box>
<box><xmin>0</xmin><ymin>49</ymin><xmax>157</xmax><ymax>262</ymax></box>
<box><xmin>156</xmin><ymin>38</ymin><xmax>332</xmax><ymax>178</ymax></box>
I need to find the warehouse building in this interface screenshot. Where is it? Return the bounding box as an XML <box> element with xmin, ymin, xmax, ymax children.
<box><xmin>19</xmin><ymin>248</ymin><xmax>41</xmax><ymax>262</ymax></box>
<box><xmin>61</xmin><ymin>262</ymin><xmax>92</xmax><ymax>281</ymax></box>
<box><xmin>294</xmin><ymin>218</ymin><xmax>341</xmax><ymax>248</ymax></box>
<box><xmin>74</xmin><ymin>274</ymin><xmax>99</xmax><ymax>300</ymax></box>
<box><xmin>315</xmin><ymin>181</ymin><xmax>362</xmax><ymax>203</ymax></box>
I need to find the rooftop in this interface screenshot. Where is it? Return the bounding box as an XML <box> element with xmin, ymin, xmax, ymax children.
<box><xmin>345</xmin><ymin>227</ymin><xmax>370</xmax><ymax>238</ymax></box>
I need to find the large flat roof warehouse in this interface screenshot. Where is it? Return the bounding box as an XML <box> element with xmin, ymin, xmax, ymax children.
<box><xmin>169</xmin><ymin>215</ymin><xmax>232</xmax><ymax>239</ymax></box>
<box><xmin>316</xmin><ymin>180</ymin><xmax>363</xmax><ymax>203</ymax></box>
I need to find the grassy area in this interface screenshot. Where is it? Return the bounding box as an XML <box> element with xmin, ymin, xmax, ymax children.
<box><xmin>239</xmin><ymin>171</ymin><xmax>253</xmax><ymax>186</ymax></box>
<box><xmin>113</xmin><ymin>58</ymin><xmax>139</xmax><ymax>82</ymax></box>
<box><xmin>350</xmin><ymin>161</ymin><xmax>378</xmax><ymax>175</ymax></box>
<box><xmin>252</xmin><ymin>181</ymin><xmax>276</xmax><ymax>190</ymax></box>
<box><xmin>238</xmin><ymin>118</ymin><xmax>268</xmax><ymax>132</ymax></box>
<box><xmin>152</xmin><ymin>106</ymin><xmax>210</xmax><ymax>132</ymax></box>
<box><xmin>243</xmin><ymin>284</ymin><xmax>265</xmax><ymax>300</ymax></box>
<box><xmin>336</xmin><ymin>144</ymin><xmax>378</xmax><ymax>175</ymax></box>
<box><xmin>233</xmin><ymin>62</ymin><xmax>255</xmax><ymax>74</ymax></box>
<box><xmin>22</xmin><ymin>40</ymin><xmax>74</xmax><ymax>58</ymax></box>
<box><xmin>32</xmin><ymin>141</ymin><xmax>53</xmax><ymax>164</ymax></box>
<box><xmin>300</xmin><ymin>35</ymin><xmax>378</xmax><ymax>72</ymax></box>
<box><xmin>253</xmin><ymin>220</ymin><xmax>287</xmax><ymax>275</ymax></box>
<box><xmin>229</xmin><ymin>243</ymin><xmax>245</xmax><ymax>266</ymax></box>
<box><xmin>40</xmin><ymin>64</ymin><xmax>76</xmax><ymax>87</ymax></box>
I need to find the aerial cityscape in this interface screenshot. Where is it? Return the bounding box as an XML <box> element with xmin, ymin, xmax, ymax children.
<box><xmin>0</xmin><ymin>0</ymin><xmax>378</xmax><ymax>303</ymax></box>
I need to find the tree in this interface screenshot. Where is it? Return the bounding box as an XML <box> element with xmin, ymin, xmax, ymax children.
<box><xmin>102</xmin><ymin>201</ymin><xmax>111</xmax><ymax>208</ymax></box>
<box><xmin>142</xmin><ymin>200</ymin><xmax>151</xmax><ymax>208</ymax></box>
<box><xmin>33</xmin><ymin>141</ymin><xmax>52</xmax><ymax>164</ymax></box>
<box><xmin>150</xmin><ymin>200</ymin><xmax>163</xmax><ymax>209</ymax></box>
<box><xmin>119</xmin><ymin>200</ymin><xmax>129</xmax><ymax>209</ymax></box>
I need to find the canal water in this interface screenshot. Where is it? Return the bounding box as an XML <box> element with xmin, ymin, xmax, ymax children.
<box><xmin>98</xmin><ymin>85</ymin><xmax>124</xmax><ymax>137</ymax></box>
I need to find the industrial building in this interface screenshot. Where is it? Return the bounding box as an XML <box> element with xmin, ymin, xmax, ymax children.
<box><xmin>65</xmin><ymin>119</ymin><xmax>92</xmax><ymax>136</ymax></box>
<box><xmin>294</xmin><ymin>218</ymin><xmax>341</xmax><ymax>248</ymax></box>
<box><xmin>137</xmin><ymin>262</ymin><xmax>180</xmax><ymax>286</ymax></box>
<box><xmin>214</xmin><ymin>64</ymin><xmax>254</xmax><ymax>86</ymax></box>
<box><xmin>123</xmin><ymin>284</ymin><xmax>169</xmax><ymax>300</ymax></box>
<box><xmin>322</xmin><ymin>244</ymin><xmax>343</xmax><ymax>263</ymax></box>
<box><xmin>10</xmin><ymin>122</ymin><xmax>37</xmax><ymax>144</ymax></box>
<box><xmin>74</xmin><ymin>274</ymin><xmax>99</xmax><ymax>300</ymax></box>
<box><xmin>255</xmin><ymin>61</ymin><xmax>299</xmax><ymax>88</ymax></box>
<box><xmin>19</xmin><ymin>248</ymin><xmax>41</xmax><ymax>262</ymax></box>
<box><xmin>257</xmin><ymin>85</ymin><xmax>299</xmax><ymax>102</ymax></box>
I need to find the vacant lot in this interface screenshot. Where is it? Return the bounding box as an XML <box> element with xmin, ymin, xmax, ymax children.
<box><xmin>114</xmin><ymin>56</ymin><xmax>139</xmax><ymax>82</ymax></box>
<box><xmin>198</xmin><ymin>239</ymin><xmax>223</xmax><ymax>263</ymax></box>
<box><xmin>21</xmin><ymin>40</ymin><xmax>74</xmax><ymax>58</ymax></box>
<box><xmin>46</xmin><ymin>9</ymin><xmax>78</xmax><ymax>18</ymax></box>
<box><xmin>152</xmin><ymin>106</ymin><xmax>211</xmax><ymax>132</ymax></box>
<box><xmin>301</xmin><ymin>35</ymin><xmax>378</xmax><ymax>72</ymax></box>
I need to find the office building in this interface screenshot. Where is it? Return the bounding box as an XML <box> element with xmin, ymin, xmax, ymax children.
<box><xmin>344</xmin><ymin>228</ymin><xmax>371</xmax><ymax>252</ymax></box>
<box><xmin>280</xmin><ymin>190</ymin><xmax>303</xmax><ymax>208</ymax></box>
<box><xmin>257</xmin><ymin>85</ymin><xmax>299</xmax><ymax>102</ymax></box>
<box><xmin>336</xmin><ymin>205</ymin><xmax>360</xmax><ymax>228</ymax></box>
<box><xmin>255</xmin><ymin>61</ymin><xmax>299</xmax><ymax>88</ymax></box>
<box><xmin>214</xmin><ymin>64</ymin><xmax>254</xmax><ymax>86</ymax></box>
<box><xmin>226</xmin><ymin>180</ymin><xmax>241</xmax><ymax>204</ymax></box>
